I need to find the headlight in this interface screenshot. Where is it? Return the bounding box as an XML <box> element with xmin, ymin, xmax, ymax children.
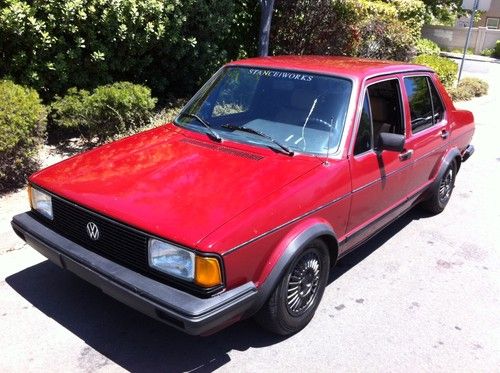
<box><xmin>148</xmin><ymin>239</ymin><xmax>195</xmax><ymax>280</ymax></box>
<box><xmin>29</xmin><ymin>185</ymin><xmax>53</xmax><ymax>220</ymax></box>
<box><xmin>148</xmin><ymin>238</ymin><xmax>222</xmax><ymax>287</ymax></box>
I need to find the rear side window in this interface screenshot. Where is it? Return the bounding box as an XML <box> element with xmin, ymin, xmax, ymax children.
<box><xmin>404</xmin><ymin>76</ymin><xmax>433</xmax><ymax>133</ymax></box>
<box><xmin>429</xmin><ymin>79</ymin><xmax>445</xmax><ymax>123</ymax></box>
<box><xmin>404</xmin><ymin>76</ymin><xmax>444</xmax><ymax>134</ymax></box>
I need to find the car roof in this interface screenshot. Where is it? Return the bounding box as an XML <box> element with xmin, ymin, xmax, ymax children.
<box><xmin>227</xmin><ymin>55</ymin><xmax>433</xmax><ymax>80</ymax></box>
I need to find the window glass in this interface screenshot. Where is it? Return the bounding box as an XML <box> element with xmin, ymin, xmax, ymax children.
<box><xmin>366</xmin><ymin>79</ymin><xmax>404</xmax><ymax>147</ymax></box>
<box><xmin>177</xmin><ymin>67</ymin><xmax>353</xmax><ymax>155</ymax></box>
<box><xmin>486</xmin><ymin>18</ymin><xmax>499</xmax><ymax>29</ymax></box>
<box><xmin>211</xmin><ymin>69</ymin><xmax>259</xmax><ymax>117</ymax></box>
<box><xmin>429</xmin><ymin>78</ymin><xmax>444</xmax><ymax>124</ymax></box>
<box><xmin>354</xmin><ymin>94</ymin><xmax>373</xmax><ymax>155</ymax></box>
<box><xmin>404</xmin><ymin>76</ymin><xmax>434</xmax><ymax>133</ymax></box>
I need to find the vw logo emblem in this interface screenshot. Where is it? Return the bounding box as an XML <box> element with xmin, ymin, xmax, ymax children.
<box><xmin>86</xmin><ymin>222</ymin><xmax>100</xmax><ymax>240</ymax></box>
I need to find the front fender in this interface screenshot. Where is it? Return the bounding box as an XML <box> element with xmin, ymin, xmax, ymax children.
<box><xmin>248</xmin><ymin>219</ymin><xmax>337</xmax><ymax>314</ymax></box>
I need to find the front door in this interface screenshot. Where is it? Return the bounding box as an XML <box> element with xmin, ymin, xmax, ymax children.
<box><xmin>346</xmin><ymin>77</ymin><xmax>412</xmax><ymax>249</ymax></box>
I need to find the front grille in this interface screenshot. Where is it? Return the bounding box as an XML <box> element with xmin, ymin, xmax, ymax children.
<box><xmin>36</xmin><ymin>193</ymin><xmax>222</xmax><ymax>296</ymax></box>
<box><xmin>51</xmin><ymin>198</ymin><xmax>150</xmax><ymax>273</ymax></box>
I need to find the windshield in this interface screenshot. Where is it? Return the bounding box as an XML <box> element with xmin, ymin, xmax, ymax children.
<box><xmin>176</xmin><ymin>67</ymin><xmax>352</xmax><ymax>155</ymax></box>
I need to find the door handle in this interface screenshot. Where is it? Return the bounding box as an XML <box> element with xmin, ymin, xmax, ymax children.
<box><xmin>440</xmin><ymin>130</ymin><xmax>449</xmax><ymax>139</ymax></box>
<box><xmin>399</xmin><ymin>149</ymin><xmax>413</xmax><ymax>161</ymax></box>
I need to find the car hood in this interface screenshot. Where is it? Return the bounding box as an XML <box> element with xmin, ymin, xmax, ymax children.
<box><xmin>30</xmin><ymin>125</ymin><xmax>322</xmax><ymax>250</ymax></box>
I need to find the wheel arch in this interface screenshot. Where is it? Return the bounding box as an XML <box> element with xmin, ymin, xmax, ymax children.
<box><xmin>247</xmin><ymin>220</ymin><xmax>338</xmax><ymax>315</ymax></box>
<box><xmin>431</xmin><ymin>147</ymin><xmax>461</xmax><ymax>186</ymax></box>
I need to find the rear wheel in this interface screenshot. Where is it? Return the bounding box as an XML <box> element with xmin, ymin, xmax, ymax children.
<box><xmin>255</xmin><ymin>239</ymin><xmax>330</xmax><ymax>335</ymax></box>
<box><xmin>421</xmin><ymin>161</ymin><xmax>457</xmax><ymax>214</ymax></box>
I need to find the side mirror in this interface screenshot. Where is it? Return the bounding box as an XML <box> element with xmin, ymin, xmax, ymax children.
<box><xmin>377</xmin><ymin>132</ymin><xmax>405</xmax><ymax>152</ymax></box>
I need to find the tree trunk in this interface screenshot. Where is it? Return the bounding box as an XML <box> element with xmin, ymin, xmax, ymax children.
<box><xmin>258</xmin><ymin>0</ymin><xmax>275</xmax><ymax>56</ymax></box>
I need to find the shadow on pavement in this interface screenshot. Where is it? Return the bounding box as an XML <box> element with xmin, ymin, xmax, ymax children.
<box><xmin>6</xmin><ymin>208</ymin><xmax>432</xmax><ymax>372</ymax></box>
<box><xmin>329</xmin><ymin>208</ymin><xmax>433</xmax><ymax>284</ymax></box>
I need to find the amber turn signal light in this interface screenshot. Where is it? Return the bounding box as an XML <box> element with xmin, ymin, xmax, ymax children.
<box><xmin>194</xmin><ymin>256</ymin><xmax>222</xmax><ymax>288</ymax></box>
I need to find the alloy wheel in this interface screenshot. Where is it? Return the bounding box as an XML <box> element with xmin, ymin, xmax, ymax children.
<box><xmin>439</xmin><ymin>168</ymin><xmax>454</xmax><ymax>203</ymax></box>
<box><xmin>286</xmin><ymin>252</ymin><xmax>321</xmax><ymax>317</ymax></box>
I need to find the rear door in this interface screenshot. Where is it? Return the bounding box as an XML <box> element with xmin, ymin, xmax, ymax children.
<box><xmin>401</xmin><ymin>73</ymin><xmax>450</xmax><ymax>196</ymax></box>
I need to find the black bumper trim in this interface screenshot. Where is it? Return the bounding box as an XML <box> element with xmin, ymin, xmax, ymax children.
<box><xmin>12</xmin><ymin>213</ymin><xmax>258</xmax><ymax>335</ymax></box>
<box><xmin>461</xmin><ymin>144</ymin><xmax>474</xmax><ymax>162</ymax></box>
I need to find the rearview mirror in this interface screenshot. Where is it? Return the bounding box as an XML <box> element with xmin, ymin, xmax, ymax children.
<box><xmin>377</xmin><ymin>133</ymin><xmax>405</xmax><ymax>153</ymax></box>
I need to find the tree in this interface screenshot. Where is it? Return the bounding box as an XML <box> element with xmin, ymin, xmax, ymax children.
<box><xmin>420</xmin><ymin>0</ymin><xmax>464</xmax><ymax>23</ymax></box>
<box><xmin>258</xmin><ymin>0</ymin><xmax>275</xmax><ymax>56</ymax></box>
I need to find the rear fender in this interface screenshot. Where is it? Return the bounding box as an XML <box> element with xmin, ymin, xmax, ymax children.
<box><xmin>429</xmin><ymin>147</ymin><xmax>461</xmax><ymax>192</ymax></box>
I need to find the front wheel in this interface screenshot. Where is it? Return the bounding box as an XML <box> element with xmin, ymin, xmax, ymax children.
<box><xmin>255</xmin><ymin>239</ymin><xmax>330</xmax><ymax>335</ymax></box>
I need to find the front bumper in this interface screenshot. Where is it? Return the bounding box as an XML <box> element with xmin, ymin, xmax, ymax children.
<box><xmin>11</xmin><ymin>213</ymin><xmax>258</xmax><ymax>335</ymax></box>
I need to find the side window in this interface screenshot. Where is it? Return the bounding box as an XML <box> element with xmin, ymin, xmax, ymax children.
<box><xmin>354</xmin><ymin>94</ymin><xmax>373</xmax><ymax>155</ymax></box>
<box><xmin>367</xmin><ymin>79</ymin><xmax>404</xmax><ymax>146</ymax></box>
<box><xmin>404</xmin><ymin>76</ymin><xmax>434</xmax><ymax>133</ymax></box>
<box><xmin>429</xmin><ymin>78</ymin><xmax>445</xmax><ymax>123</ymax></box>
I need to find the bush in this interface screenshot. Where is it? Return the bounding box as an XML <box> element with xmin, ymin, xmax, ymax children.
<box><xmin>460</xmin><ymin>77</ymin><xmax>488</xmax><ymax>96</ymax></box>
<box><xmin>0</xmin><ymin>1</ymin><xmax>259</xmax><ymax>101</ymax></box>
<box><xmin>448</xmin><ymin>87</ymin><xmax>473</xmax><ymax>102</ymax></box>
<box><xmin>51</xmin><ymin>82</ymin><xmax>157</xmax><ymax>142</ymax></box>
<box><xmin>448</xmin><ymin>77</ymin><xmax>489</xmax><ymax>102</ymax></box>
<box><xmin>481</xmin><ymin>48</ymin><xmax>494</xmax><ymax>57</ymax></box>
<box><xmin>356</xmin><ymin>17</ymin><xmax>417</xmax><ymax>61</ymax></box>
<box><xmin>0</xmin><ymin>80</ymin><xmax>46</xmax><ymax>192</ymax></box>
<box><xmin>416</xmin><ymin>38</ymin><xmax>441</xmax><ymax>56</ymax></box>
<box><xmin>360</xmin><ymin>0</ymin><xmax>426</xmax><ymax>41</ymax></box>
<box><xmin>448</xmin><ymin>48</ymin><xmax>473</xmax><ymax>54</ymax></box>
<box><xmin>413</xmin><ymin>54</ymin><xmax>458</xmax><ymax>88</ymax></box>
<box><xmin>271</xmin><ymin>0</ymin><xmax>418</xmax><ymax>61</ymax></box>
<box><xmin>271</xmin><ymin>0</ymin><xmax>363</xmax><ymax>56</ymax></box>
<box><xmin>496</xmin><ymin>40</ymin><xmax>500</xmax><ymax>58</ymax></box>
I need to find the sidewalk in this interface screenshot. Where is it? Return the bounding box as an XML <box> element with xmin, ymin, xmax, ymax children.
<box><xmin>441</xmin><ymin>51</ymin><xmax>500</xmax><ymax>64</ymax></box>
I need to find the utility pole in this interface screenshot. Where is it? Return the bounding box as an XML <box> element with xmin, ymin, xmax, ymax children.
<box><xmin>258</xmin><ymin>0</ymin><xmax>275</xmax><ymax>57</ymax></box>
<box><xmin>457</xmin><ymin>0</ymin><xmax>479</xmax><ymax>84</ymax></box>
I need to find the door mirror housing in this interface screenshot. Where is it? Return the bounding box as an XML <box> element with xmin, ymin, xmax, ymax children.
<box><xmin>377</xmin><ymin>132</ymin><xmax>405</xmax><ymax>152</ymax></box>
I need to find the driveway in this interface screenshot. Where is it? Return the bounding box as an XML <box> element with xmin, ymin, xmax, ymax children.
<box><xmin>1</xmin><ymin>64</ymin><xmax>499</xmax><ymax>372</ymax></box>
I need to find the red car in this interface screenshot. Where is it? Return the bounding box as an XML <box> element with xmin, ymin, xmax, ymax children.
<box><xmin>12</xmin><ymin>56</ymin><xmax>474</xmax><ymax>336</ymax></box>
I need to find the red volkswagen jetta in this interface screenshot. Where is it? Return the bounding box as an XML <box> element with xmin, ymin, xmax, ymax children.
<box><xmin>12</xmin><ymin>56</ymin><xmax>475</xmax><ymax>335</ymax></box>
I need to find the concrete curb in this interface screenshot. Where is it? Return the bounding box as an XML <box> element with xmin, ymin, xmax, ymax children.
<box><xmin>440</xmin><ymin>51</ymin><xmax>500</xmax><ymax>64</ymax></box>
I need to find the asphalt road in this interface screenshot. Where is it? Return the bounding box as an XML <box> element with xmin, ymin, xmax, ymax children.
<box><xmin>1</xmin><ymin>61</ymin><xmax>499</xmax><ymax>372</ymax></box>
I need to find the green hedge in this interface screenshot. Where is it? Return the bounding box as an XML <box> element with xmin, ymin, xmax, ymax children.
<box><xmin>413</xmin><ymin>54</ymin><xmax>458</xmax><ymax>88</ymax></box>
<box><xmin>415</xmin><ymin>38</ymin><xmax>441</xmax><ymax>56</ymax></box>
<box><xmin>496</xmin><ymin>40</ymin><xmax>500</xmax><ymax>58</ymax></box>
<box><xmin>449</xmin><ymin>77</ymin><xmax>489</xmax><ymax>101</ymax></box>
<box><xmin>51</xmin><ymin>82</ymin><xmax>157</xmax><ymax>142</ymax></box>
<box><xmin>0</xmin><ymin>80</ymin><xmax>46</xmax><ymax>192</ymax></box>
<box><xmin>0</xmin><ymin>0</ymin><xmax>259</xmax><ymax>102</ymax></box>
<box><xmin>271</xmin><ymin>0</ymin><xmax>422</xmax><ymax>62</ymax></box>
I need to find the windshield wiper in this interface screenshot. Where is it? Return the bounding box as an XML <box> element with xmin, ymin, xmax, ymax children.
<box><xmin>178</xmin><ymin>113</ymin><xmax>222</xmax><ymax>142</ymax></box>
<box><xmin>222</xmin><ymin>124</ymin><xmax>294</xmax><ymax>156</ymax></box>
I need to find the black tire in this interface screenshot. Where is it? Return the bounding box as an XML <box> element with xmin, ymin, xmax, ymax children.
<box><xmin>255</xmin><ymin>239</ymin><xmax>330</xmax><ymax>335</ymax></box>
<box><xmin>421</xmin><ymin>160</ymin><xmax>457</xmax><ymax>214</ymax></box>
